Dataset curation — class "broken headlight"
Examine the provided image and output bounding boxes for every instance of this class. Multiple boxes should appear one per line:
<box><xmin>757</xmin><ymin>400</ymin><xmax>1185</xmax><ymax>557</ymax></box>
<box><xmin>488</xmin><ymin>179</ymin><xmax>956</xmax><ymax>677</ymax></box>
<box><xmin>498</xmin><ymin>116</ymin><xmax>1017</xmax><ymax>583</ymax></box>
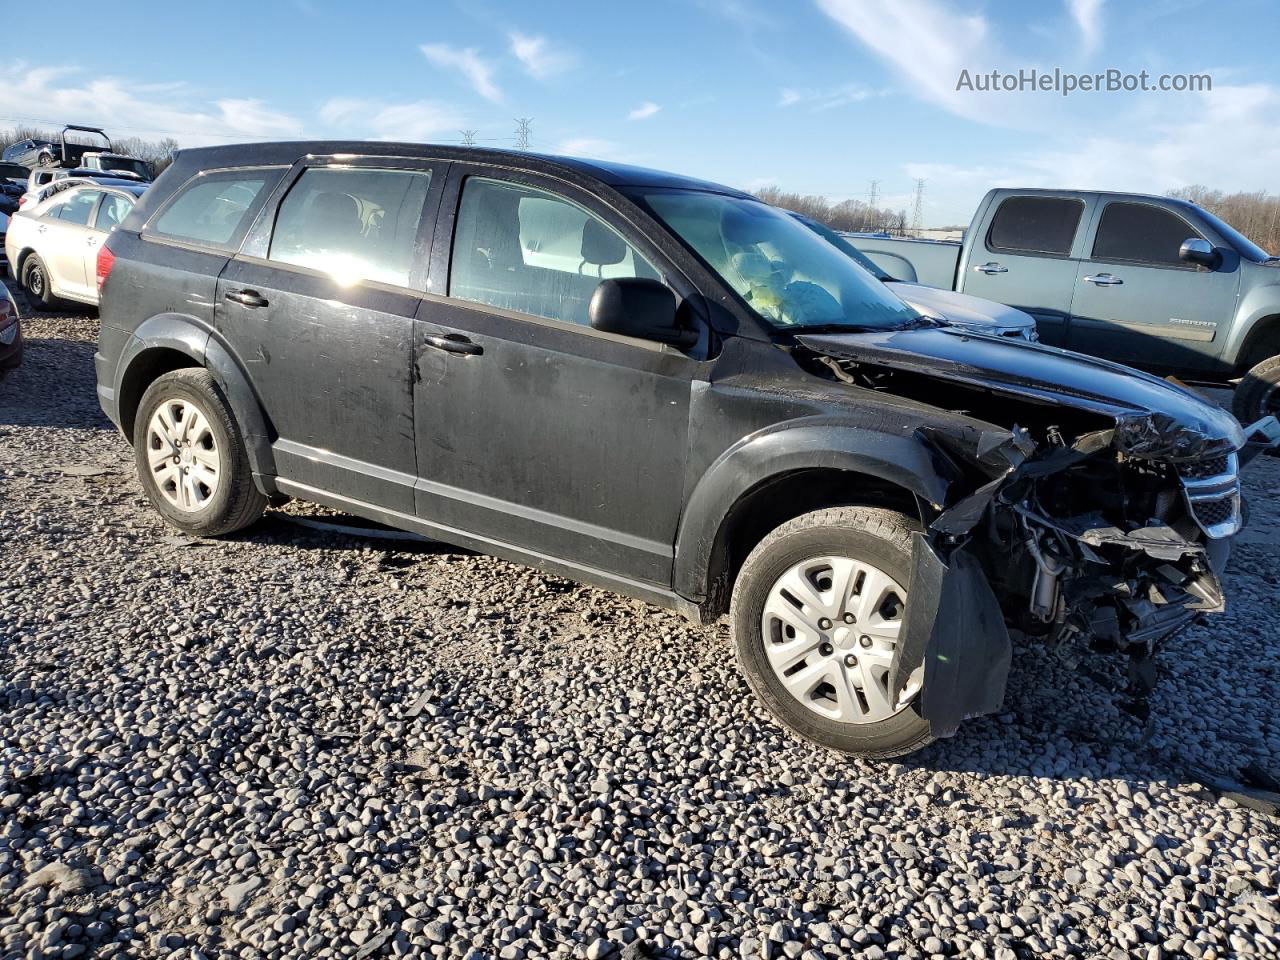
<box><xmin>1113</xmin><ymin>412</ymin><xmax>1236</xmax><ymax>462</ymax></box>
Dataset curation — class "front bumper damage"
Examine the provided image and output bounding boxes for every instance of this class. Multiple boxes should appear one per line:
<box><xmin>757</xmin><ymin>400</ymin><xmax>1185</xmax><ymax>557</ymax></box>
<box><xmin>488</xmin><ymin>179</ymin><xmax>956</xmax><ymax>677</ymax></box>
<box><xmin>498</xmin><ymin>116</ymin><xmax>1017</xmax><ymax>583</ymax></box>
<box><xmin>890</xmin><ymin>414</ymin><xmax>1280</xmax><ymax>740</ymax></box>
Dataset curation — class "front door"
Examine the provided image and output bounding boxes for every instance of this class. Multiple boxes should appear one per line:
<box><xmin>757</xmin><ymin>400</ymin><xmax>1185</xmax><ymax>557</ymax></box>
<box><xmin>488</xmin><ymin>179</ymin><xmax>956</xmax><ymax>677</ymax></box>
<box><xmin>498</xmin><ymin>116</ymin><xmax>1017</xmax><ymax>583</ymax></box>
<box><xmin>412</xmin><ymin>169</ymin><xmax>698</xmax><ymax>587</ymax></box>
<box><xmin>960</xmin><ymin>193</ymin><xmax>1091</xmax><ymax>347</ymax></box>
<box><xmin>215</xmin><ymin>161</ymin><xmax>442</xmax><ymax>512</ymax></box>
<box><xmin>1067</xmin><ymin>199</ymin><xmax>1239</xmax><ymax>373</ymax></box>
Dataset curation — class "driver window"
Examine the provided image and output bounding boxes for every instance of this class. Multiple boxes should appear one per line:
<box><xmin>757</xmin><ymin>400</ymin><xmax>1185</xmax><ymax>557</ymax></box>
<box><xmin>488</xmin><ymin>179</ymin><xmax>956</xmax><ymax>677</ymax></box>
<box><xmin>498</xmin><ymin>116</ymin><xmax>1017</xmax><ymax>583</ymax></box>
<box><xmin>450</xmin><ymin>177</ymin><xmax>661</xmax><ymax>327</ymax></box>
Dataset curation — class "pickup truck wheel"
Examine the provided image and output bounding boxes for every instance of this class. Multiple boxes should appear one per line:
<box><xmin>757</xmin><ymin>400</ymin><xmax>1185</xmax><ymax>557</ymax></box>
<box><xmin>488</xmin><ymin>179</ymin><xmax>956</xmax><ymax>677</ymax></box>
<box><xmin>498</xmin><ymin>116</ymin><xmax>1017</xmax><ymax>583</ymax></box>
<box><xmin>133</xmin><ymin>369</ymin><xmax>267</xmax><ymax>537</ymax></box>
<box><xmin>730</xmin><ymin>506</ymin><xmax>935</xmax><ymax>758</ymax></box>
<box><xmin>1234</xmin><ymin>354</ymin><xmax>1280</xmax><ymax>426</ymax></box>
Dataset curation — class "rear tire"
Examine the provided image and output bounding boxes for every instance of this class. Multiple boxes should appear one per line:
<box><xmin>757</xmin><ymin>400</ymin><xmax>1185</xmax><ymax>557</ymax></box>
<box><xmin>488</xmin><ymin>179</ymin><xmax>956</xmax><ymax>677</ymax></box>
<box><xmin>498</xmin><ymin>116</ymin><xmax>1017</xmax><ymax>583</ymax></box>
<box><xmin>1233</xmin><ymin>354</ymin><xmax>1280</xmax><ymax>426</ymax></box>
<box><xmin>730</xmin><ymin>506</ymin><xmax>936</xmax><ymax>758</ymax></box>
<box><xmin>133</xmin><ymin>369</ymin><xmax>267</xmax><ymax>537</ymax></box>
<box><xmin>22</xmin><ymin>255</ymin><xmax>59</xmax><ymax>311</ymax></box>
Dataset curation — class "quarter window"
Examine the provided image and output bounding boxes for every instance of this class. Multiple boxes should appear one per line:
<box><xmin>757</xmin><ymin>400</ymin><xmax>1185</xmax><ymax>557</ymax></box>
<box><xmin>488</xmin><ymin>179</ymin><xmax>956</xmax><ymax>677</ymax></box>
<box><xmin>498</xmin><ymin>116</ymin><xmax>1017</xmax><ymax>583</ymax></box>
<box><xmin>987</xmin><ymin>196</ymin><xmax>1084</xmax><ymax>256</ymax></box>
<box><xmin>150</xmin><ymin>173</ymin><xmax>270</xmax><ymax>248</ymax></box>
<box><xmin>450</xmin><ymin>177</ymin><xmax>661</xmax><ymax>327</ymax></box>
<box><xmin>1091</xmin><ymin>202</ymin><xmax>1201</xmax><ymax>266</ymax></box>
<box><xmin>268</xmin><ymin>168</ymin><xmax>432</xmax><ymax>288</ymax></box>
<box><xmin>55</xmin><ymin>190</ymin><xmax>101</xmax><ymax>226</ymax></box>
<box><xmin>95</xmin><ymin>194</ymin><xmax>133</xmax><ymax>231</ymax></box>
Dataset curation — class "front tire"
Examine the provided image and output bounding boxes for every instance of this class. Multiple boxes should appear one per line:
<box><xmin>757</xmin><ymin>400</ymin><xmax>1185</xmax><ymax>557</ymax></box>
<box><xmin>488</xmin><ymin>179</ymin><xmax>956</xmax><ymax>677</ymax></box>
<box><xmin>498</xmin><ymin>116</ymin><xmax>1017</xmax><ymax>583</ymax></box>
<box><xmin>730</xmin><ymin>506</ymin><xmax>935</xmax><ymax>758</ymax></box>
<box><xmin>133</xmin><ymin>369</ymin><xmax>267</xmax><ymax>536</ymax></box>
<box><xmin>22</xmin><ymin>255</ymin><xmax>59</xmax><ymax>311</ymax></box>
<box><xmin>1233</xmin><ymin>354</ymin><xmax>1280</xmax><ymax>426</ymax></box>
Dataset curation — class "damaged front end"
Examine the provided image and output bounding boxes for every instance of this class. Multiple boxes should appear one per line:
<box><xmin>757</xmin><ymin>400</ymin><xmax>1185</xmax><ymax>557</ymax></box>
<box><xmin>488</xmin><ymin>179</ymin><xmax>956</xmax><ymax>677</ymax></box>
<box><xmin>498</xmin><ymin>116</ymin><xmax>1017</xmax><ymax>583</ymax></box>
<box><xmin>799</xmin><ymin>330</ymin><xmax>1280</xmax><ymax>739</ymax></box>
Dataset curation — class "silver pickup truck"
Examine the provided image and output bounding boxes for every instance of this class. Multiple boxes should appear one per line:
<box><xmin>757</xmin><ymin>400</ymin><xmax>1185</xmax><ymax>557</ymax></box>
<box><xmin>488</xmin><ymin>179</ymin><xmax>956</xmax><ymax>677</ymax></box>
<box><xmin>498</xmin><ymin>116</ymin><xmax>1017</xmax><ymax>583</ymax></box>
<box><xmin>855</xmin><ymin>189</ymin><xmax>1280</xmax><ymax>423</ymax></box>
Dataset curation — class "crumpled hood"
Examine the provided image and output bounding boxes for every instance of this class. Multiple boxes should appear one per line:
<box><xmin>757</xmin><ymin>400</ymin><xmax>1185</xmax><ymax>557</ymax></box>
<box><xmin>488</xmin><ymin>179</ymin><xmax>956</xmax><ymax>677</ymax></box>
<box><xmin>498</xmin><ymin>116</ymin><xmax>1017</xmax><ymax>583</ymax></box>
<box><xmin>798</xmin><ymin>327</ymin><xmax>1244</xmax><ymax>450</ymax></box>
<box><xmin>891</xmin><ymin>282</ymin><xmax>1035</xmax><ymax>333</ymax></box>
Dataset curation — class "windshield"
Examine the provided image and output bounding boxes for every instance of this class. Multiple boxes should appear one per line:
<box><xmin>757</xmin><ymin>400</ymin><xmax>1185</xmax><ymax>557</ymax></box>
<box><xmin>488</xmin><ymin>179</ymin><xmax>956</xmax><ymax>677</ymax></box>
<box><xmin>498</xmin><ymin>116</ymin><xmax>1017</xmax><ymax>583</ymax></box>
<box><xmin>1194</xmin><ymin>206</ymin><xmax>1274</xmax><ymax>262</ymax></box>
<box><xmin>632</xmin><ymin>189</ymin><xmax>921</xmax><ymax>331</ymax></box>
<box><xmin>100</xmin><ymin>157</ymin><xmax>150</xmax><ymax>177</ymax></box>
<box><xmin>790</xmin><ymin>213</ymin><xmax>893</xmax><ymax>280</ymax></box>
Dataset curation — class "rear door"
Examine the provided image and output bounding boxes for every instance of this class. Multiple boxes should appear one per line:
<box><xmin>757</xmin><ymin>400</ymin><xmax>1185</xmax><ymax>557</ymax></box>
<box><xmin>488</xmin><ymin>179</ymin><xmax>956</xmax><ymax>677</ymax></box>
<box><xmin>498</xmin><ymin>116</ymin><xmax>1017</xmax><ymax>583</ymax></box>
<box><xmin>1067</xmin><ymin>199</ymin><xmax>1239</xmax><ymax>372</ymax></box>
<box><xmin>215</xmin><ymin>157</ymin><xmax>444</xmax><ymax>513</ymax></box>
<box><xmin>85</xmin><ymin>191</ymin><xmax>134</xmax><ymax>288</ymax></box>
<box><xmin>44</xmin><ymin>189</ymin><xmax>103</xmax><ymax>298</ymax></box>
<box><xmin>960</xmin><ymin>193</ymin><xmax>1093</xmax><ymax>347</ymax></box>
<box><xmin>411</xmin><ymin>166</ymin><xmax>700</xmax><ymax>586</ymax></box>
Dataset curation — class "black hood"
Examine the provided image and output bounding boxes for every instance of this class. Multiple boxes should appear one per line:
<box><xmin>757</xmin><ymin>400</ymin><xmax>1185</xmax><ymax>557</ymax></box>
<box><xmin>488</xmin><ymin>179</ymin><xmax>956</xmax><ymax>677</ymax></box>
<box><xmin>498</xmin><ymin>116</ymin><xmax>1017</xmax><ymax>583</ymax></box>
<box><xmin>797</xmin><ymin>327</ymin><xmax>1244</xmax><ymax>453</ymax></box>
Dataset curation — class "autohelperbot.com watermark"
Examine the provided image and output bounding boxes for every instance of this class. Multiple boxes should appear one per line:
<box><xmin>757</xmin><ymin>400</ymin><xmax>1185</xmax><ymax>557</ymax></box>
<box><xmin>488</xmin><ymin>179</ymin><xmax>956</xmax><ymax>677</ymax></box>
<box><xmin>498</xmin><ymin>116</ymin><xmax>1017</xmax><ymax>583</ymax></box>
<box><xmin>956</xmin><ymin>67</ymin><xmax>1212</xmax><ymax>96</ymax></box>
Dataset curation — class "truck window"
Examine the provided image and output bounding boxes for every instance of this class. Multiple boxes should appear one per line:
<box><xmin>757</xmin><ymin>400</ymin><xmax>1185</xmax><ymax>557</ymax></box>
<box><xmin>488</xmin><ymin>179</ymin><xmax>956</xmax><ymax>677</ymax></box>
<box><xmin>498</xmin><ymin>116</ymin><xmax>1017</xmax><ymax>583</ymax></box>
<box><xmin>987</xmin><ymin>196</ymin><xmax>1083</xmax><ymax>256</ymax></box>
<box><xmin>268</xmin><ymin>167</ymin><xmax>432</xmax><ymax>288</ymax></box>
<box><xmin>1091</xmin><ymin>201</ymin><xmax>1202</xmax><ymax>266</ymax></box>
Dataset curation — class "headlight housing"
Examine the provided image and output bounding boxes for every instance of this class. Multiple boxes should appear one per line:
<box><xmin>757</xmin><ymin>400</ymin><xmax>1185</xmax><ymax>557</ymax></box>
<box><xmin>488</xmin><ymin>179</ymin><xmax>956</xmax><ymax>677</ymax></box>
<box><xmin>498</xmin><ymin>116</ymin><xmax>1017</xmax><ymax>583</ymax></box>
<box><xmin>1113</xmin><ymin>412</ymin><xmax>1235</xmax><ymax>462</ymax></box>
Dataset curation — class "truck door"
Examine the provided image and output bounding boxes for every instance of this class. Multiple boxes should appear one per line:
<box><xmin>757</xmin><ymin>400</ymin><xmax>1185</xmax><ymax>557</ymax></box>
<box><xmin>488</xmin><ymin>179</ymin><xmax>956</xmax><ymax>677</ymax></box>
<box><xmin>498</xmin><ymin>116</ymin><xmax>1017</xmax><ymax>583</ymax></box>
<box><xmin>1066</xmin><ymin>199</ymin><xmax>1239</xmax><ymax>373</ymax></box>
<box><xmin>960</xmin><ymin>193</ymin><xmax>1090</xmax><ymax>347</ymax></box>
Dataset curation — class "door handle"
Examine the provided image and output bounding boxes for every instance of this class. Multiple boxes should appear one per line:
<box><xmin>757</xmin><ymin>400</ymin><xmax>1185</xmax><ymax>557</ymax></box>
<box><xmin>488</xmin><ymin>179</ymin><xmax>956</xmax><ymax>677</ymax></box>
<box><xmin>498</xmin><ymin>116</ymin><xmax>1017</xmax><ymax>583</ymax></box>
<box><xmin>37</xmin><ymin>225</ymin><xmax>47</xmax><ymax>234</ymax></box>
<box><xmin>1083</xmin><ymin>273</ymin><xmax>1123</xmax><ymax>286</ymax></box>
<box><xmin>224</xmin><ymin>289</ymin><xmax>269</xmax><ymax>308</ymax></box>
<box><xmin>973</xmin><ymin>262</ymin><xmax>1008</xmax><ymax>275</ymax></box>
<box><xmin>86</xmin><ymin>237</ymin><xmax>98</xmax><ymax>245</ymax></box>
<box><xmin>423</xmin><ymin>333</ymin><xmax>483</xmax><ymax>356</ymax></box>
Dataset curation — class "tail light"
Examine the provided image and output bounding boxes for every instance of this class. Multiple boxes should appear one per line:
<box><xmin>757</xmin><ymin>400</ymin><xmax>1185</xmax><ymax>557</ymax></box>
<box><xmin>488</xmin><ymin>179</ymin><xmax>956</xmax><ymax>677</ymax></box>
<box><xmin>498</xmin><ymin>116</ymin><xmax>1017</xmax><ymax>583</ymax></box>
<box><xmin>17</xmin><ymin>195</ymin><xmax>27</xmax><ymax>208</ymax></box>
<box><xmin>96</xmin><ymin>245</ymin><xmax>116</xmax><ymax>294</ymax></box>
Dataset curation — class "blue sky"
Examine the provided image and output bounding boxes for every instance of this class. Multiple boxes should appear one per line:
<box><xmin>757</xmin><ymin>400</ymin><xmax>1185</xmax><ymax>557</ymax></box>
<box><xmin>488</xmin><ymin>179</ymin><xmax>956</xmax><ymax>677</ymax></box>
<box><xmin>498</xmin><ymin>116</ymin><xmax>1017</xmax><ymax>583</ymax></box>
<box><xmin>4</xmin><ymin>0</ymin><xmax>1279</xmax><ymax>223</ymax></box>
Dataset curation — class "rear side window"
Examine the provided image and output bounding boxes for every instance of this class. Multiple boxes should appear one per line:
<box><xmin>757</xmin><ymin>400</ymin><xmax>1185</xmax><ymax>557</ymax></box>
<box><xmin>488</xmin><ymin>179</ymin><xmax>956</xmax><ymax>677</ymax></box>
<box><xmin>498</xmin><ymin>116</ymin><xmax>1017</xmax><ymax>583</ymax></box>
<box><xmin>149</xmin><ymin>173</ymin><xmax>269</xmax><ymax>248</ymax></box>
<box><xmin>56</xmin><ymin>190</ymin><xmax>101</xmax><ymax>226</ymax></box>
<box><xmin>987</xmin><ymin>196</ymin><xmax>1083</xmax><ymax>256</ymax></box>
<box><xmin>1091</xmin><ymin>202</ymin><xmax>1201</xmax><ymax>266</ymax></box>
<box><xmin>450</xmin><ymin>177</ymin><xmax>660</xmax><ymax>327</ymax></box>
<box><xmin>268</xmin><ymin>167</ymin><xmax>432</xmax><ymax>287</ymax></box>
<box><xmin>95</xmin><ymin>194</ymin><xmax>133</xmax><ymax>231</ymax></box>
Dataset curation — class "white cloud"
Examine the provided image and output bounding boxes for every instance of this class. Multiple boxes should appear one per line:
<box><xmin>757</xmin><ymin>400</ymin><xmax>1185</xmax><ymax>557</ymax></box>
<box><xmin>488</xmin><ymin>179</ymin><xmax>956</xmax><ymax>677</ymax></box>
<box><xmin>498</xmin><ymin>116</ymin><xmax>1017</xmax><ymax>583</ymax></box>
<box><xmin>509</xmin><ymin>32</ymin><xmax>574</xmax><ymax>79</ymax></box>
<box><xmin>419</xmin><ymin>43</ymin><xmax>502</xmax><ymax>103</ymax></box>
<box><xmin>1066</xmin><ymin>0</ymin><xmax>1105</xmax><ymax>53</ymax></box>
<box><xmin>555</xmin><ymin>137</ymin><xmax>624</xmax><ymax>159</ymax></box>
<box><xmin>778</xmin><ymin>83</ymin><xmax>884</xmax><ymax>111</ymax></box>
<box><xmin>319</xmin><ymin>97</ymin><xmax>465</xmax><ymax>141</ymax></box>
<box><xmin>0</xmin><ymin>63</ymin><xmax>303</xmax><ymax>144</ymax></box>
<box><xmin>627</xmin><ymin>101</ymin><xmax>661</xmax><ymax>121</ymax></box>
<box><xmin>814</xmin><ymin>0</ymin><xmax>1004</xmax><ymax>122</ymax></box>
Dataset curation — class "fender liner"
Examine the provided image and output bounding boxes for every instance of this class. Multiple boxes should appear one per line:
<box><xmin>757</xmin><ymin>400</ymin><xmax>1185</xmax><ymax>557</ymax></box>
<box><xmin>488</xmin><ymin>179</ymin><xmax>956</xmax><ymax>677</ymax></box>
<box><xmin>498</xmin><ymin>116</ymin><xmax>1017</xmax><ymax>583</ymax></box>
<box><xmin>674</xmin><ymin>419</ymin><xmax>953</xmax><ymax>602</ymax></box>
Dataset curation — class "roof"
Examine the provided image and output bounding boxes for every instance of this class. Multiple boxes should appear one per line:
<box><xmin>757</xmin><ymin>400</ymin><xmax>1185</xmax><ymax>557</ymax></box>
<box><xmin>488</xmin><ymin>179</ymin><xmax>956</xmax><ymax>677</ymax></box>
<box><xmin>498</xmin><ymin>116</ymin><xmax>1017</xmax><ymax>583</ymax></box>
<box><xmin>171</xmin><ymin>140</ymin><xmax>752</xmax><ymax>198</ymax></box>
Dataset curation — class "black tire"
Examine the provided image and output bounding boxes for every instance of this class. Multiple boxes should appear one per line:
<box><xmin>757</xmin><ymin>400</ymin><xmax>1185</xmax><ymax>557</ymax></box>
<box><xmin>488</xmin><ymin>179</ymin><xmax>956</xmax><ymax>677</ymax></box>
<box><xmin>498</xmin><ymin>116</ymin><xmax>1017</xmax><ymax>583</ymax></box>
<box><xmin>1233</xmin><ymin>354</ymin><xmax>1280</xmax><ymax>426</ymax></box>
<box><xmin>36</xmin><ymin>153</ymin><xmax>54</xmax><ymax>167</ymax></box>
<box><xmin>133</xmin><ymin>369</ymin><xmax>267</xmax><ymax>537</ymax></box>
<box><xmin>22</xmin><ymin>255</ymin><xmax>59</xmax><ymax>311</ymax></box>
<box><xmin>730</xmin><ymin>506</ymin><xmax>936</xmax><ymax>759</ymax></box>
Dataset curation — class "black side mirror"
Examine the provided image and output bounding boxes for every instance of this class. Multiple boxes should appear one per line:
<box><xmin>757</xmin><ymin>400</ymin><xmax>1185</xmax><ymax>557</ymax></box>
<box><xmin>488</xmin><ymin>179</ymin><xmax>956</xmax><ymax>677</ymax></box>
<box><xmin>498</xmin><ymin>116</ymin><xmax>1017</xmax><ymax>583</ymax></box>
<box><xmin>1180</xmin><ymin>237</ymin><xmax>1221</xmax><ymax>269</ymax></box>
<box><xmin>589</xmin><ymin>278</ymin><xmax>696</xmax><ymax>347</ymax></box>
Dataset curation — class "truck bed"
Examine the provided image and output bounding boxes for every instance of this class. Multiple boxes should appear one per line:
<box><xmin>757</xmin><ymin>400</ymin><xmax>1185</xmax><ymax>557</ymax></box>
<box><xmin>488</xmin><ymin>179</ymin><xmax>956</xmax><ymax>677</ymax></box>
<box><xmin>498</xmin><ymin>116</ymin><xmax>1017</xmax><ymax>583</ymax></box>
<box><xmin>851</xmin><ymin>235</ymin><xmax>961</xmax><ymax>289</ymax></box>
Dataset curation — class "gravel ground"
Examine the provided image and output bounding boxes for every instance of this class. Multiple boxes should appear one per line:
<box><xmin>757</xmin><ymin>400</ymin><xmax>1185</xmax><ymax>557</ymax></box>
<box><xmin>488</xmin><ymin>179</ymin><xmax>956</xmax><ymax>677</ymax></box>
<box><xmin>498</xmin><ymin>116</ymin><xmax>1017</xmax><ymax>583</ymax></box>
<box><xmin>1</xmin><ymin>309</ymin><xmax>1278</xmax><ymax>960</ymax></box>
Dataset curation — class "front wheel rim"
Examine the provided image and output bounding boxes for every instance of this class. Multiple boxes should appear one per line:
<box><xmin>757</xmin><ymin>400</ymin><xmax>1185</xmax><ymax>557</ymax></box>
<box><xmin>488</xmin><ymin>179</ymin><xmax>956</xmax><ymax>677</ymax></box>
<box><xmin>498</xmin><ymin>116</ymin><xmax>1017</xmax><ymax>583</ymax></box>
<box><xmin>146</xmin><ymin>398</ymin><xmax>221</xmax><ymax>512</ymax></box>
<box><xmin>761</xmin><ymin>555</ymin><xmax>916</xmax><ymax>724</ymax></box>
<box><xmin>27</xmin><ymin>265</ymin><xmax>43</xmax><ymax>297</ymax></box>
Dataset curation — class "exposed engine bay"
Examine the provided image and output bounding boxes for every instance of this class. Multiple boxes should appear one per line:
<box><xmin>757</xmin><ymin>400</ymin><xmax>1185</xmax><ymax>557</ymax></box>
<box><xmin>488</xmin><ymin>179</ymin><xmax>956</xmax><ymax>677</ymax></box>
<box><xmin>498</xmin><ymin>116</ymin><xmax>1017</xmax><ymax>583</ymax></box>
<box><xmin>796</xmin><ymin>329</ymin><xmax>1280</xmax><ymax>737</ymax></box>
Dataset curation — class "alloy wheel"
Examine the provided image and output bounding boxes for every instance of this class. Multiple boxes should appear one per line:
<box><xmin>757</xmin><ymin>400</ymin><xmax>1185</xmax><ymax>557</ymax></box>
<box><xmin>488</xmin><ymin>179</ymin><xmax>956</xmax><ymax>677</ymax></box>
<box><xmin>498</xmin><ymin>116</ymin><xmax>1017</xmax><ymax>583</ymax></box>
<box><xmin>145</xmin><ymin>398</ymin><xmax>221</xmax><ymax>511</ymax></box>
<box><xmin>761</xmin><ymin>555</ymin><xmax>915</xmax><ymax>724</ymax></box>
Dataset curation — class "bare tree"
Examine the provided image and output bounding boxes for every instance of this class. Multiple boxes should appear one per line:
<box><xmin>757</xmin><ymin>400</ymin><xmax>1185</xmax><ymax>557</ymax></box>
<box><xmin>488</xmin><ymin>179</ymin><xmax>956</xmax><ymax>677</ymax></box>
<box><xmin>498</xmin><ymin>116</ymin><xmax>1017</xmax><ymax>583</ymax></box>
<box><xmin>1168</xmin><ymin>184</ymin><xmax>1280</xmax><ymax>255</ymax></box>
<box><xmin>751</xmin><ymin>185</ymin><xmax>904</xmax><ymax>235</ymax></box>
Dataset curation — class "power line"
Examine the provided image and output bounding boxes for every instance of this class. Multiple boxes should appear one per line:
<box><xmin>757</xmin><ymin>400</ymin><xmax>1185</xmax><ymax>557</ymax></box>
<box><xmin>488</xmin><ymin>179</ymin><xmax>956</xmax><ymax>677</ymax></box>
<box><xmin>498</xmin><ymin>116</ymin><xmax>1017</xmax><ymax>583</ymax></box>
<box><xmin>513</xmin><ymin>118</ymin><xmax>533</xmax><ymax>150</ymax></box>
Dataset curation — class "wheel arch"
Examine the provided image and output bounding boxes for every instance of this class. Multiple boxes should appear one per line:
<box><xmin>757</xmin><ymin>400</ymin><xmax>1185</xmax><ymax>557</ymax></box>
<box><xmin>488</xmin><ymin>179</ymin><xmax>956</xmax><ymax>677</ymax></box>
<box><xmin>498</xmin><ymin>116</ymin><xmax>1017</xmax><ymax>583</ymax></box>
<box><xmin>114</xmin><ymin>316</ymin><xmax>279</xmax><ymax>493</ymax></box>
<box><xmin>1233</xmin><ymin>312</ymin><xmax>1280</xmax><ymax>371</ymax></box>
<box><xmin>675</xmin><ymin>422</ymin><xmax>952</xmax><ymax>620</ymax></box>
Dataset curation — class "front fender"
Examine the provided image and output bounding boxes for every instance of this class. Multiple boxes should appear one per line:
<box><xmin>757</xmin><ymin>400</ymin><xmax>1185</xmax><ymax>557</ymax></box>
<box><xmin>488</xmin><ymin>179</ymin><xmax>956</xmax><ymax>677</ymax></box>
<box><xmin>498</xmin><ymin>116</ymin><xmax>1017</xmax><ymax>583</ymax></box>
<box><xmin>673</xmin><ymin>418</ymin><xmax>953</xmax><ymax>602</ymax></box>
<box><xmin>1223</xmin><ymin>282</ymin><xmax>1280</xmax><ymax>366</ymax></box>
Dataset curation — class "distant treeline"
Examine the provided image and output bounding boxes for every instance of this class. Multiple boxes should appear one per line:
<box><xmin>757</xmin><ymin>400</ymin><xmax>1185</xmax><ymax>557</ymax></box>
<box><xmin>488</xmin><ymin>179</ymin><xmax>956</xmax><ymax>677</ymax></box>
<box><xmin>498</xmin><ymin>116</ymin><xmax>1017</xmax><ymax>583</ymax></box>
<box><xmin>1168</xmin><ymin>185</ymin><xmax>1280</xmax><ymax>256</ymax></box>
<box><xmin>751</xmin><ymin>185</ymin><xmax>909</xmax><ymax>235</ymax></box>
<box><xmin>0</xmin><ymin>126</ymin><xmax>178</xmax><ymax>175</ymax></box>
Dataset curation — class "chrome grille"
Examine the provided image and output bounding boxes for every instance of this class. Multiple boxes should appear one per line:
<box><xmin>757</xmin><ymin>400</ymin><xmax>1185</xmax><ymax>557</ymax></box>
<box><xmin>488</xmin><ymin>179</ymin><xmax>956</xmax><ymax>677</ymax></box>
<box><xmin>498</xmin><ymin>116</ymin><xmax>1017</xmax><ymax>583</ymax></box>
<box><xmin>1178</xmin><ymin>452</ymin><xmax>1241</xmax><ymax>539</ymax></box>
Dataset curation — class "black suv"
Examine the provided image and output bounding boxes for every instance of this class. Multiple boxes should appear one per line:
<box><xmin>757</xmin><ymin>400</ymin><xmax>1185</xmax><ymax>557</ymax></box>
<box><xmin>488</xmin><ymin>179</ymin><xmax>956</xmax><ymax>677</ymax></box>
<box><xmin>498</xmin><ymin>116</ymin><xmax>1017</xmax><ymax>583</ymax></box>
<box><xmin>95</xmin><ymin>142</ymin><xmax>1276</xmax><ymax>757</ymax></box>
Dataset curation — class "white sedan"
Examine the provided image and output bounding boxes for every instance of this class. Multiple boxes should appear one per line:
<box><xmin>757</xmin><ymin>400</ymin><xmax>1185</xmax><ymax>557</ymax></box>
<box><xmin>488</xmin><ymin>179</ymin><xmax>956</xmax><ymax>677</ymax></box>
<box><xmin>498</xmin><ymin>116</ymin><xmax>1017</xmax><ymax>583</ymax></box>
<box><xmin>5</xmin><ymin>181</ymin><xmax>147</xmax><ymax>309</ymax></box>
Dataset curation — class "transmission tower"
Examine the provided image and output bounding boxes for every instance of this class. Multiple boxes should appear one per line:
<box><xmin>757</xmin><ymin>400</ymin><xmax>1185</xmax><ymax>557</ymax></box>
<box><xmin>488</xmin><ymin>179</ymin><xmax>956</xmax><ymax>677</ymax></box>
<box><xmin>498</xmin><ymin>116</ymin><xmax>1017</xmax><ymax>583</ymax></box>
<box><xmin>911</xmin><ymin>178</ymin><xmax>926</xmax><ymax>236</ymax></box>
<box><xmin>459</xmin><ymin>129</ymin><xmax>478</xmax><ymax>147</ymax></box>
<box><xmin>865</xmin><ymin>180</ymin><xmax>881</xmax><ymax>231</ymax></box>
<box><xmin>514</xmin><ymin>118</ymin><xmax>533</xmax><ymax>150</ymax></box>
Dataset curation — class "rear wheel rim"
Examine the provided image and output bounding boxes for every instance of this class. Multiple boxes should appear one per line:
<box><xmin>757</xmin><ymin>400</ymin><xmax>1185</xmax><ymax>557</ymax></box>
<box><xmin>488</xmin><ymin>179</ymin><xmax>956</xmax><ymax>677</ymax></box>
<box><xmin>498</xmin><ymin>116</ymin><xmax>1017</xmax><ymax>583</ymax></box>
<box><xmin>761</xmin><ymin>555</ymin><xmax>916</xmax><ymax>724</ymax></box>
<box><xmin>146</xmin><ymin>398</ymin><xmax>221</xmax><ymax>512</ymax></box>
<box><xmin>27</xmin><ymin>264</ymin><xmax>43</xmax><ymax>297</ymax></box>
